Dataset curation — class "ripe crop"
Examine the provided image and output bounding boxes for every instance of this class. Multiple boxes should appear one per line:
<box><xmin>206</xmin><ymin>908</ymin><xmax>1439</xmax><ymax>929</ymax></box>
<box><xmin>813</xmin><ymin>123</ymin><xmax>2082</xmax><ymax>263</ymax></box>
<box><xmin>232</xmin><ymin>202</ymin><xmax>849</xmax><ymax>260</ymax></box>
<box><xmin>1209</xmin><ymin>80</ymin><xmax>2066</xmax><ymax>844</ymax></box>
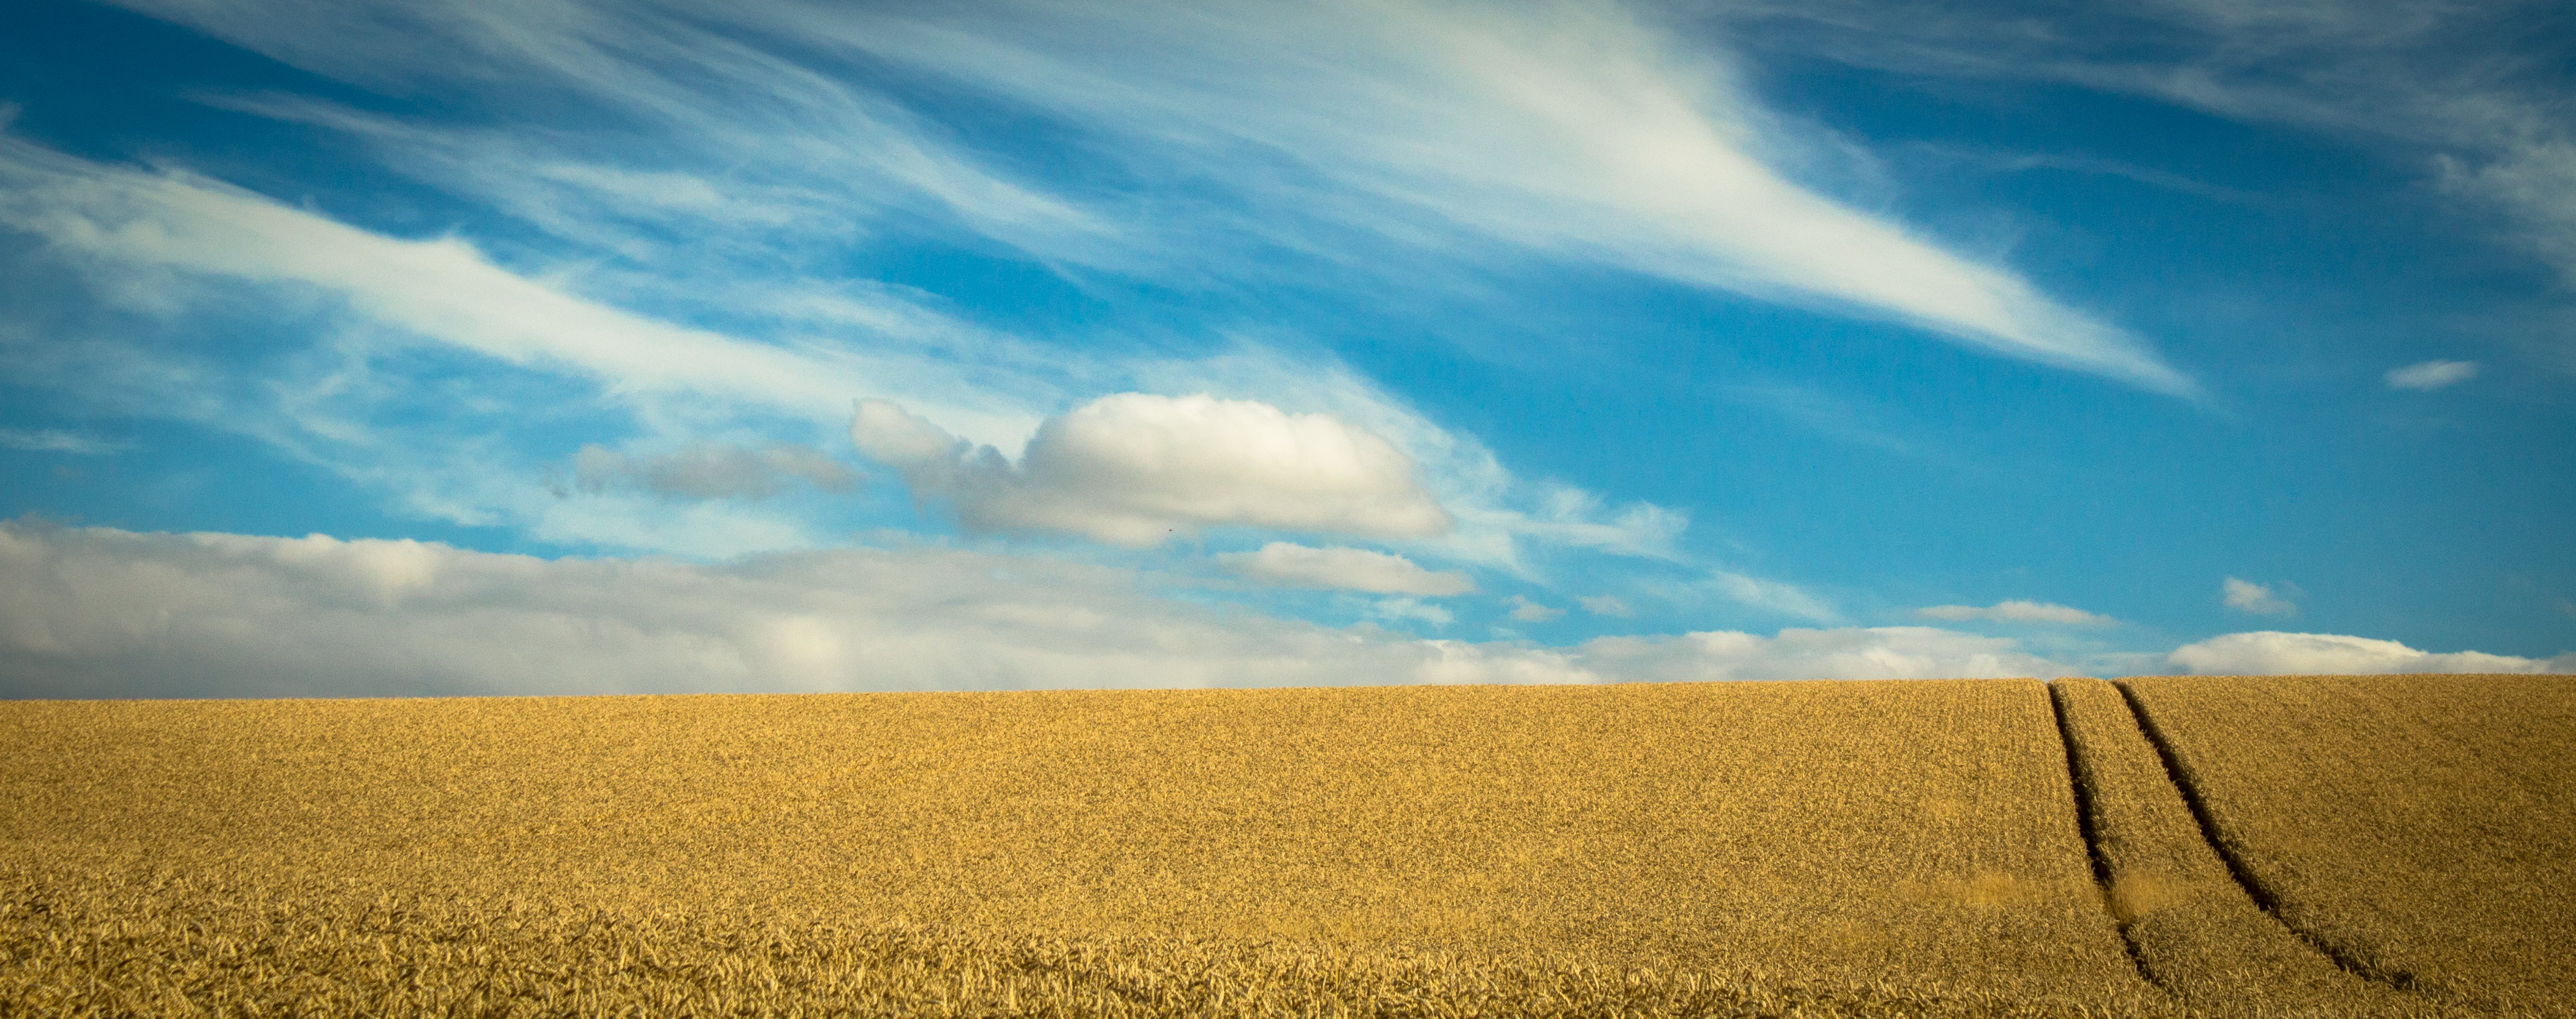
<box><xmin>2117</xmin><ymin>674</ymin><xmax>2576</xmax><ymax>1016</ymax></box>
<box><xmin>2049</xmin><ymin>678</ymin><xmax>2429</xmax><ymax>1016</ymax></box>
<box><xmin>3</xmin><ymin>680</ymin><xmax>2161</xmax><ymax>1016</ymax></box>
<box><xmin>5</xmin><ymin>674</ymin><xmax>2564</xmax><ymax>1016</ymax></box>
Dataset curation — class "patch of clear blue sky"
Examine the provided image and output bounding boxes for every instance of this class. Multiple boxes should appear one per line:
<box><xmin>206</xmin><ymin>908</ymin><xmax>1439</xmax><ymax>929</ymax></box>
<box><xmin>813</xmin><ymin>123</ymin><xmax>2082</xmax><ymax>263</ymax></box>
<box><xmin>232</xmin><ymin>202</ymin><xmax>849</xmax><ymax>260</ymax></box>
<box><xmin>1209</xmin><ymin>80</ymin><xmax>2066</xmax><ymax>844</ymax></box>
<box><xmin>1</xmin><ymin>1</ymin><xmax>2570</xmax><ymax>659</ymax></box>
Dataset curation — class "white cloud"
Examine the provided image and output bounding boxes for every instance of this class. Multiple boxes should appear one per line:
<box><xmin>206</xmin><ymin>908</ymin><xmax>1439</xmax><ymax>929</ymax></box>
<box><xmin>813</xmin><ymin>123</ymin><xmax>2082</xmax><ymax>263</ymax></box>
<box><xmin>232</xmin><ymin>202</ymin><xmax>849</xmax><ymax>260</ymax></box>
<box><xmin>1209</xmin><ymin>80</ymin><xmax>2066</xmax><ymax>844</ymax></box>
<box><xmin>780</xmin><ymin>1</ymin><xmax>2195</xmax><ymax>395</ymax></box>
<box><xmin>1217</xmin><ymin>542</ymin><xmax>1474</xmax><ymax>596</ymax></box>
<box><xmin>0</xmin><ymin>128</ymin><xmax>1678</xmax><ymax>568</ymax></box>
<box><xmin>2384</xmin><ymin>359</ymin><xmax>2481</xmax><ymax>391</ymax></box>
<box><xmin>1506</xmin><ymin>595</ymin><xmax>1565</xmax><ymax>623</ymax></box>
<box><xmin>0</xmin><ymin>428</ymin><xmax>130</xmax><ymax>455</ymax></box>
<box><xmin>0</xmin><ymin>521</ymin><xmax>1581</xmax><ymax>698</ymax></box>
<box><xmin>1365</xmin><ymin>597</ymin><xmax>1454</xmax><ymax>629</ymax></box>
<box><xmin>2167</xmin><ymin>631</ymin><xmax>2575</xmax><ymax>676</ymax></box>
<box><xmin>109</xmin><ymin>0</ymin><xmax>1116</xmax><ymax>268</ymax></box>
<box><xmin>1743</xmin><ymin>0</ymin><xmax>2576</xmax><ymax>305</ymax></box>
<box><xmin>1123</xmin><ymin>347</ymin><xmax>1701</xmax><ymax>576</ymax></box>
<box><xmin>0</xmin><ymin>147</ymin><xmax>809</xmax><ymax>403</ymax></box>
<box><xmin>2446</xmin><ymin>141</ymin><xmax>2576</xmax><ymax>286</ymax></box>
<box><xmin>2222</xmin><ymin>577</ymin><xmax>2300</xmax><ymax>616</ymax></box>
<box><xmin>1915</xmin><ymin>599</ymin><xmax>2116</xmax><ymax>626</ymax></box>
<box><xmin>1573</xmin><ymin>626</ymin><xmax>2085</xmax><ymax>682</ymax></box>
<box><xmin>126</xmin><ymin>0</ymin><xmax>2196</xmax><ymax>394</ymax></box>
<box><xmin>1680</xmin><ymin>570</ymin><xmax>1844</xmax><ymax>623</ymax></box>
<box><xmin>0</xmin><ymin>130</ymin><xmax>1051</xmax><ymax>449</ymax></box>
<box><xmin>854</xmin><ymin>394</ymin><xmax>1452</xmax><ymax>547</ymax></box>
<box><xmin>570</xmin><ymin>441</ymin><xmax>858</xmax><ymax>501</ymax></box>
<box><xmin>1578</xmin><ymin>594</ymin><xmax>1633</xmax><ymax>617</ymax></box>
<box><xmin>0</xmin><ymin>522</ymin><xmax>2130</xmax><ymax>697</ymax></box>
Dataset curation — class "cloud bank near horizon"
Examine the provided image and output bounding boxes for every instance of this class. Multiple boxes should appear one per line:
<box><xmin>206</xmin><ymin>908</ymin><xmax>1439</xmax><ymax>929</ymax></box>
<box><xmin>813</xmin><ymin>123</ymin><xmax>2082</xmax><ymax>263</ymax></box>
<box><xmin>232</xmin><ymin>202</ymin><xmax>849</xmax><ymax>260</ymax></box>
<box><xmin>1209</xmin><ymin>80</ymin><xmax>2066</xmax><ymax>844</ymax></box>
<box><xmin>2166</xmin><ymin>631</ymin><xmax>2574</xmax><ymax>677</ymax></box>
<box><xmin>4</xmin><ymin>523</ymin><xmax>2562</xmax><ymax>700</ymax></box>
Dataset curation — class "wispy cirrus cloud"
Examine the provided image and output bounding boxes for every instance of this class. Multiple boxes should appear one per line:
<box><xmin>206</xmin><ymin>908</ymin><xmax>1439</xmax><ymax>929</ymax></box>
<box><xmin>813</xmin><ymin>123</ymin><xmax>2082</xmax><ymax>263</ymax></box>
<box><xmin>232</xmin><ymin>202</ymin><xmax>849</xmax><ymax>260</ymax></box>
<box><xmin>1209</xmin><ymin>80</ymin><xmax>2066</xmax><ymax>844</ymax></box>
<box><xmin>1738</xmin><ymin>0</ymin><xmax>2576</xmax><ymax>360</ymax></box>
<box><xmin>1506</xmin><ymin>596</ymin><xmax>1566</xmax><ymax>623</ymax></box>
<box><xmin>0</xmin><ymin>428</ymin><xmax>132</xmax><ymax>455</ymax></box>
<box><xmin>117</xmin><ymin>0</ymin><xmax>2195</xmax><ymax>396</ymax></box>
<box><xmin>1637</xmin><ymin>569</ymin><xmax>1843</xmax><ymax>624</ymax></box>
<box><xmin>2386</xmin><ymin>359</ymin><xmax>2481</xmax><ymax>390</ymax></box>
<box><xmin>0</xmin><ymin>127</ymin><xmax>1692</xmax><ymax>573</ymax></box>
<box><xmin>116</xmin><ymin>0</ymin><xmax>1118</xmax><ymax>267</ymax></box>
<box><xmin>1916</xmin><ymin>600</ymin><xmax>2117</xmax><ymax>626</ymax></box>
<box><xmin>10</xmin><ymin>0</ymin><xmax>2147</xmax><ymax>632</ymax></box>
<box><xmin>2222</xmin><ymin>577</ymin><xmax>2301</xmax><ymax>616</ymax></box>
<box><xmin>1577</xmin><ymin>594</ymin><xmax>1634</xmax><ymax>618</ymax></box>
<box><xmin>567</xmin><ymin>441</ymin><xmax>857</xmax><ymax>501</ymax></box>
<box><xmin>767</xmin><ymin>1</ymin><xmax>2196</xmax><ymax>394</ymax></box>
<box><xmin>0</xmin><ymin>130</ymin><xmax>1048</xmax><ymax>446</ymax></box>
<box><xmin>1219</xmin><ymin>543</ymin><xmax>1476</xmax><ymax>597</ymax></box>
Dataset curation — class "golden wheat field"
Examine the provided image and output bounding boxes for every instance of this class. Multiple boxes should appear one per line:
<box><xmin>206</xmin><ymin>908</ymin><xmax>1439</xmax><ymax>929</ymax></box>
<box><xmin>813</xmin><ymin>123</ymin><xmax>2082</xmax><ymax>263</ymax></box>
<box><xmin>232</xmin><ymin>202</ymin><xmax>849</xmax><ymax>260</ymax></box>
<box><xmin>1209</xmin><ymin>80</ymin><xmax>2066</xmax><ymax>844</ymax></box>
<box><xmin>2048</xmin><ymin>678</ymin><xmax>2432</xmax><ymax>1017</ymax></box>
<box><xmin>0</xmin><ymin>675</ymin><xmax>2566</xmax><ymax>1016</ymax></box>
<box><xmin>2120</xmin><ymin>674</ymin><xmax>2576</xmax><ymax>1016</ymax></box>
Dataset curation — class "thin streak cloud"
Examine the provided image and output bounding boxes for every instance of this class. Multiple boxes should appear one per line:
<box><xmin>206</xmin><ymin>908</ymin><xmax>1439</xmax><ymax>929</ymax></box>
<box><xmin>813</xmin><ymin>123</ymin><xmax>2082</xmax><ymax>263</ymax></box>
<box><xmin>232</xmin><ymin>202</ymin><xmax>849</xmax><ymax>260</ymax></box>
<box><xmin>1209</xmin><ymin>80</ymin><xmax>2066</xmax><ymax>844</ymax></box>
<box><xmin>787</xmin><ymin>1</ymin><xmax>2200</xmax><ymax>394</ymax></box>
<box><xmin>122</xmin><ymin>0</ymin><xmax>2194</xmax><ymax>395</ymax></box>
<box><xmin>2386</xmin><ymin>359</ymin><xmax>2480</xmax><ymax>390</ymax></box>
<box><xmin>0</xmin><ymin>130</ymin><xmax>1683</xmax><ymax>569</ymax></box>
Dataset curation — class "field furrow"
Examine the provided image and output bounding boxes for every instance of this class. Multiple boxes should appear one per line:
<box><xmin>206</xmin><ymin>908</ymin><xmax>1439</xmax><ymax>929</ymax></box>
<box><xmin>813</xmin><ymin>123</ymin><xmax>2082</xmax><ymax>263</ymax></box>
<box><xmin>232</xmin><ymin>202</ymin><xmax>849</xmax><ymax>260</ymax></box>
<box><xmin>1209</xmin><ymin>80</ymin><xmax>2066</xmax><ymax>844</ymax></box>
<box><xmin>2049</xmin><ymin>678</ymin><xmax>2438</xmax><ymax>1017</ymax></box>
<box><xmin>2118</xmin><ymin>674</ymin><xmax>2576</xmax><ymax>1016</ymax></box>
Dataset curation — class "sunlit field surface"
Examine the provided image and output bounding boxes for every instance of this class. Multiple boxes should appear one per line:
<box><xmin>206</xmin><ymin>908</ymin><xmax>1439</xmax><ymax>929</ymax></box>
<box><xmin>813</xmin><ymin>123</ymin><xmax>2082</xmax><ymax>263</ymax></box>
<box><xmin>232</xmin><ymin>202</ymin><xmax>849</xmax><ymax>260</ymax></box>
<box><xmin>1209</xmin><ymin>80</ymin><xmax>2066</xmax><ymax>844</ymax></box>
<box><xmin>2121</xmin><ymin>674</ymin><xmax>2576</xmax><ymax>1015</ymax></box>
<box><xmin>2049</xmin><ymin>678</ymin><xmax>2429</xmax><ymax>1017</ymax></box>
<box><xmin>1</xmin><ymin>676</ymin><xmax>2564</xmax><ymax>1016</ymax></box>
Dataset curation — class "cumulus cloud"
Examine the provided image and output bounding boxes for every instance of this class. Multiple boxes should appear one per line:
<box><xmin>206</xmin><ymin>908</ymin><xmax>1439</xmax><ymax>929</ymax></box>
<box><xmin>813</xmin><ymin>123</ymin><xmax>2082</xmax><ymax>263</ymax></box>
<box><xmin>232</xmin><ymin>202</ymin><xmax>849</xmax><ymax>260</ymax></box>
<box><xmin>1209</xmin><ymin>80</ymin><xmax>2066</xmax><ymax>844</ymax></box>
<box><xmin>0</xmin><ymin>127</ymin><xmax>1679</xmax><ymax>568</ymax></box>
<box><xmin>2167</xmin><ymin>632</ymin><xmax>2575</xmax><ymax>676</ymax></box>
<box><xmin>1578</xmin><ymin>594</ymin><xmax>1633</xmax><ymax>617</ymax></box>
<box><xmin>1217</xmin><ymin>542</ymin><xmax>1474</xmax><ymax>596</ymax></box>
<box><xmin>854</xmin><ymin>394</ymin><xmax>1452</xmax><ymax>547</ymax></box>
<box><xmin>1574</xmin><ymin>626</ymin><xmax>2084</xmax><ymax>682</ymax></box>
<box><xmin>2385</xmin><ymin>359</ymin><xmax>2481</xmax><ymax>390</ymax></box>
<box><xmin>570</xmin><ymin>442</ymin><xmax>858</xmax><ymax>501</ymax></box>
<box><xmin>1506</xmin><ymin>595</ymin><xmax>1565</xmax><ymax>623</ymax></box>
<box><xmin>2222</xmin><ymin>577</ymin><xmax>2300</xmax><ymax>616</ymax></box>
<box><xmin>1130</xmin><ymin>349</ymin><xmax>1701</xmax><ymax>573</ymax></box>
<box><xmin>1916</xmin><ymin>600</ymin><xmax>2116</xmax><ymax>626</ymax></box>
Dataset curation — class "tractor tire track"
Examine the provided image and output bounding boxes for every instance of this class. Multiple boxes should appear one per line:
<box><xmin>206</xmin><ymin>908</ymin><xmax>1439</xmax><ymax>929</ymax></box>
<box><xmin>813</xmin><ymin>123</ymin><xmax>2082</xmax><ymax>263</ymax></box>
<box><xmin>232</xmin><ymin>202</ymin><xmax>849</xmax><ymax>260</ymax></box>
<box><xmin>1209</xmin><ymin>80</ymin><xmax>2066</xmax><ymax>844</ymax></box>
<box><xmin>2108</xmin><ymin>679</ymin><xmax>2420</xmax><ymax>994</ymax></box>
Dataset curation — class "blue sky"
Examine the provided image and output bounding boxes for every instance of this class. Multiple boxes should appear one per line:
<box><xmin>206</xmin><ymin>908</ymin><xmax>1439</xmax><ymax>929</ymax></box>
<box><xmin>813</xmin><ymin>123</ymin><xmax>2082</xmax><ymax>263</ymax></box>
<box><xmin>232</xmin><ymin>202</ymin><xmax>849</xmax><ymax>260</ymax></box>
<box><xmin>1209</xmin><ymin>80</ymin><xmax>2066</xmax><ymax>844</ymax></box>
<box><xmin>2</xmin><ymin>0</ymin><xmax>2571</xmax><ymax>697</ymax></box>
